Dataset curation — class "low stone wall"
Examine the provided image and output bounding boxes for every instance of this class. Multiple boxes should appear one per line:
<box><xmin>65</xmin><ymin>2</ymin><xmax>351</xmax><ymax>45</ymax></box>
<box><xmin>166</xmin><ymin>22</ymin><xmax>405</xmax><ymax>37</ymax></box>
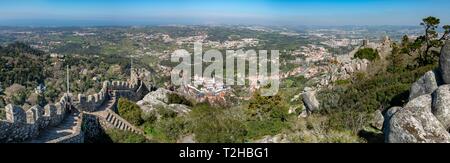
<box><xmin>0</xmin><ymin>77</ymin><xmax>150</xmax><ymax>143</ymax></box>
<box><xmin>49</xmin><ymin>133</ymin><xmax>84</xmax><ymax>143</ymax></box>
<box><xmin>0</xmin><ymin>94</ymin><xmax>71</xmax><ymax>143</ymax></box>
<box><xmin>110</xmin><ymin>81</ymin><xmax>139</xmax><ymax>91</ymax></box>
<box><xmin>75</xmin><ymin>80</ymin><xmax>148</xmax><ymax>111</ymax></box>
<box><xmin>76</xmin><ymin>81</ymin><xmax>109</xmax><ymax>112</ymax></box>
<box><xmin>81</xmin><ymin>113</ymin><xmax>105</xmax><ymax>143</ymax></box>
<box><xmin>47</xmin><ymin>112</ymin><xmax>84</xmax><ymax>143</ymax></box>
<box><xmin>135</xmin><ymin>81</ymin><xmax>150</xmax><ymax>101</ymax></box>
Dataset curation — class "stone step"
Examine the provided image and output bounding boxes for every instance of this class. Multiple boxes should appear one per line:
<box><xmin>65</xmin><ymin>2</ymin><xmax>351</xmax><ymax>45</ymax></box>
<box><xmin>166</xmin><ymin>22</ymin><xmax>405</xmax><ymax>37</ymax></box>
<box><xmin>110</xmin><ymin>117</ymin><xmax>115</xmax><ymax>124</ymax></box>
<box><xmin>95</xmin><ymin>97</ymin><xmax>146</xmax><ymax>135</ymax></box>
<box><xmin>106</xmin><ymin>113</ymin><xmax>112</xmax><ymax>121</ymax></box>
<box><xmin>120</xmin><ymin>123</ymin><xmax>124</xmax><ymax>130</ymax></box>
<box><xmin>119</xmin><ymin>122</ymin><xmax>124</xmax><ymax>129</ymax></box>
<box><xmin>113</xmin><ymin>118</ymin><xmax>119</xmax><ymax>126</ymax></box>
<box><xmin>111</xmin><ymin>117</ymin><xmax>117</xmax><ymax>125</ymax></box>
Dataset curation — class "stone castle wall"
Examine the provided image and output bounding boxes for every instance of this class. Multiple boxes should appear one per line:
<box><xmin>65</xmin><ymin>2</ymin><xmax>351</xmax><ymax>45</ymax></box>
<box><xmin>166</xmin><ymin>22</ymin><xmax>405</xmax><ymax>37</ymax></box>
<box><xmin>47</xmin><ymin>112</ymin><xmax>84</xmax><ymax>143</ymax></box>
<box><xmin>110</xmin><ymin>81</ymin><xmax>139</xmax><ymax>91</ymax></box>
<box><xmin>0</xmin><ymin>94</ymin><xmax>71</xmax><ymax>143</ymax></box>
<box><xmin>75</xmin><ymin>81</ymin><xmax>110</xmax><ymax>112</ymax></box>
<box><xmin>74</xmin><ymin>80</ymin><xmax>147</xmax><ymax>111</ymax></box>
<box><xmin>0</xmin><ymin>68</ymin><xmax>151</xmax><ymax>143</ymax></box>
<box><xmin>114</xmin><ymin>81</ymin><xmax>149</xmax><ymax>102</ymax></box>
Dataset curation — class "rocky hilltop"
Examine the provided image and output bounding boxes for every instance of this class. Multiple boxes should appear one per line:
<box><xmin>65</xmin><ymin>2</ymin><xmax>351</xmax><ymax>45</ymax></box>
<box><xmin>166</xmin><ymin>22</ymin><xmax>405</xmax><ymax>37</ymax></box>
<box><xmin>384</xmin><ymin>41</ymin><xmax>450</xmax><ymax>143</ymax></box>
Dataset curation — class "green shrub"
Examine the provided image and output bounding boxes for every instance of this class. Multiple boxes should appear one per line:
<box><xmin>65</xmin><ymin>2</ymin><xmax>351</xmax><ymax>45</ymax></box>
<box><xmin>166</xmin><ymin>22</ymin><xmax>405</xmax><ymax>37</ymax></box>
<box><xmin>286</xmin><ymin>115</ymin><xmax>363</xmax><ymax>143</ymax></box>
<box><xmin>335</xmin><ymin>79</ymin><xmax>350</xmax><ymax>85</ymax></box>
<box><xmin>141</xmin><ymin>111</ymin><xmax>157</xmax><ymax>123</ymax></box>
<box><xmin>157</xmin><ymin>107</ymin><xmax>177</xmax><ymax>119</ymax></box>
<box><xmin>244</xmin><ymin>91</ymin><xmax>290</xmax><ymax>139</ymax></box>
<box><xmin>0</xmin><ymin>97</ymin><xmax>5</xmax><ymax>108</ymax></box>
<box><xmin>246</xmin><ymin>91</ymin><xmax>289</xmax><ymax>122</ymax></box>
<box><xmin>317</xmin><ymin>62</ymin><xmax>437</xmax><ymax>134</ymax></box>
<box><xmin>188</xmin><ymin>104</ymin><xmax>247</xmax><ymax>143</ymax></box>
<box><xmin>11</xmin><ymin>90</ymin><xmax>27</xmax><ymax>106</ymax></box>
<box><xmin>319</xmin><ymin>64</ymin><xmax>436</xmax><ymax>113</ymax></box>
<box><xmin>168</xmin><ymin>93</ymin><xmax>193</xmax><ymax>106</ymax></box>
<box><xmin>0</xmin><ymin>109</ymin><xmax>5</xmax><ymax>120</ymax></box>
<box><xmin>354</xmin><ymin>48</ymin><xmax>379</xmax><ymax>61</ymax></box>
<box><xmin>325</xmin><ymin>110</ymin><xmax>372</xmax><ymax>134</ymax></box>
<box><xmin>245</xmin><ymin>119</ymin><xmax>285</xmax><ymax>139</ymax></box>
<box><xmin>118</xmin><ymin>98</ymin><xmax>144</xmax><ymax>126</ymax></box>
<box><xmin>153</xmin><ymin>117</ymin><xmax>189</xmax><ymax>143</ymax></box>
<box><xmin>281</xmin><ymin>75</ymin><xmax>307</xmax><ymax>88</ymax></box>
<box><xmin>140</xmin><ymin>105</ymin><xmax>189</xmax><ymax>143</ymax></box>
<box><xmin>105</xmin><ymin>129</ymin><xmax>147</xmax><ymax>143</ymax></box>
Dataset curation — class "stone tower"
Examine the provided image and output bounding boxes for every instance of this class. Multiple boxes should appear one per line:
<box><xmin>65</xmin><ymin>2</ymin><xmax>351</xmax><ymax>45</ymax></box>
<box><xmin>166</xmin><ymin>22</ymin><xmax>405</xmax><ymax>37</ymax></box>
<box><xmin>130</xmin><ymin>58</ymin><xmax>140</xmax><ymax>85</ymax></box>
<box><xmin>382</xmin><ymin>36</ymin><xmax>391</xmax><ymax>46</ymax></box>
<box><xmin>362</xmin><ymin>39</ymin><xmax>369</xmax><ymax>47</ymax></box>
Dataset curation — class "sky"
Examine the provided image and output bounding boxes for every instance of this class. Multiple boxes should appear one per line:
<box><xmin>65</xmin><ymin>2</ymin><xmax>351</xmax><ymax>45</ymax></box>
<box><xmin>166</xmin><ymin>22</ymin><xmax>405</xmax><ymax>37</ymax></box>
<box><xmin>0</xmin><ymin>0</ymin><xmax>449</xmax><ymax>26</ymax></box>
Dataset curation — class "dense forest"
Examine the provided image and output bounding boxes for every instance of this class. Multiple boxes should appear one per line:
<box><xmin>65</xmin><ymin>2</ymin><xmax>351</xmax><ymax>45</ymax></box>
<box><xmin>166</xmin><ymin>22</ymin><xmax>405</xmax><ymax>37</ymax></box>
<box><xmin>0</xmin><ymin>42</ymin><xmax>47</xmax><ymax>87</ymax></box>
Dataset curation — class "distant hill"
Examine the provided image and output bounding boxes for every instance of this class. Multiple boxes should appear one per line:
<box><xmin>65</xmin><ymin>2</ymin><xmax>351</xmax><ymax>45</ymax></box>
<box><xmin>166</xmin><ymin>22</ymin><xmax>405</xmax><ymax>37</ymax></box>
<box><xmin>1</xmin><ymin>42</ymin><xmax>44</xmax><ymax>56</ymax></box>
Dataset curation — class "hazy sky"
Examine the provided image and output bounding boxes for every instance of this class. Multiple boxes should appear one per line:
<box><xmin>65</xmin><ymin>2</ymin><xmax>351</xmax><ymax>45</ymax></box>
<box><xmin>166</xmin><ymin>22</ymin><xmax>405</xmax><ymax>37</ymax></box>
<box><xmin>0</xmin><ymin>0</ymin><xmax>449</xmax><ymax>26</ymax></box>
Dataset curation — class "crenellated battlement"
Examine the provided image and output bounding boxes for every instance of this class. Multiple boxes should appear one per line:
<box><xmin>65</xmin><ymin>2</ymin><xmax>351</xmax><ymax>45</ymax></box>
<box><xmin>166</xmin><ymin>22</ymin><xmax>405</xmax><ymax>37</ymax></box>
<box><xmin>110</xmin><ymin>80</ymin><xmax>139</xmax><ymax>91</ymax></box>
<box><xmin>74</xmin><ymin>79</ymin><xmax>147</xmax><ymax>111</ymax></box>
<box><xmin>75</xmin><ymin>81</ymin><xmax>109</xmax><ymax>112</ymax></box>
<box><xmin>0</xmin><ymin>68</ymin><xmax>151</xmax><ymax>143</ymax></box>
<box><xmin>0</xmin><ymin>94</ymin><xmax>71</xmax><ymax>143</ymax></box>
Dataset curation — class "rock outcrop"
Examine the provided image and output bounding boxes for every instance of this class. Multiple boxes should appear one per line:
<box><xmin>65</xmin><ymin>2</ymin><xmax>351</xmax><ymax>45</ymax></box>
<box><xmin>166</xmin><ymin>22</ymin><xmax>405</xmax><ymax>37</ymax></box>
<box><xmin>384</xmin><ymin>41</ymin><xmax>450</xmax><ymax>143</ymax></box>
<box><xmin>383</xmin><ymin>107</ymin><xmax>401</xmax><ymax>133</ymax></box>
<box><xmin>167</xmin><ymin>104</ymin><xmax>191</xmax><ymax>115</ymax></box>
<box><xmin>384</xmin><ymin>95</ymin><xmax>450</xmax><ymax>143</ymax></box>
<box><xmin>340</xmin><ymin>59</ymin><xmax>370</xmax><ymax>76</ymax></box>
<box><xmin>409</xmin><ymin>70</ymin><xmax>439</xmax><ymax>100</ymax></box>
<box><xmin>371</xmin><ymin>110</ymin><xmax>384</xmax><ymax>130</ymax></box>
<box><xmin>298</xmin><ymin>103</ymin><xmax>309</xmax><ymax>118</ymax></box>
<box><xmin>137</xmin><ymin>88</ymin><xmax>191</xmax><ymax>116</ymax></box>
<box><xmin>432</xmin><ymin>84</ymin><xmax>450</xmax><ymax>130</ymax></box>
<box><xmin>302</xmin><ymin>87</ymin><xmax>320</xmax><ymax>112</ymax></box>
<box><xmin>253</xmin><ymin>134</ymin><xmax>290</xmax><ymax>143</ymax></box>
<box><xmin>439</xmin><ymin>40</ymin><xmax>450</xmax><ymax>84</ymax></box>
<box><xmin>314</xmin><ymin>58</ymin><xmax>370</xmax><ymax>89</ymax></box>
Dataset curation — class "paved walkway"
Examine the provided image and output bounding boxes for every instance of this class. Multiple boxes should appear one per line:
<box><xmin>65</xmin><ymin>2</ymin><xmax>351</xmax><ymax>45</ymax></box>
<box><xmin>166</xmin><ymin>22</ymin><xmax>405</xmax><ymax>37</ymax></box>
<box><xmin>30</xmin><ymin>112</ymin><xmax>80</xmax><ymax>143</ymax></box>
<box><xmin>91</xmin><ymin>95</ymin><xmax>117</xmax><ymax>119</ymax></box>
